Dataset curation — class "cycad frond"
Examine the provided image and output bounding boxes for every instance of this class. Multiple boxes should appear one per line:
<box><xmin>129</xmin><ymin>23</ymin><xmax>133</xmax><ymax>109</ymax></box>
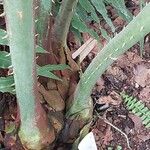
<box><xmin>121</xmin><ymin>93</ymin><xmax>150</xmax><ymax>128</ymax></box>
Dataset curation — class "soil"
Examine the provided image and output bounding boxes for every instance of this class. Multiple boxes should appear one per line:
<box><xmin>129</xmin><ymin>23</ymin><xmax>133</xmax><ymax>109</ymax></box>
<box><xmin>0</xmin><ymin>0</ymin><xmax>150</xmax><ymax>150</ymax></box>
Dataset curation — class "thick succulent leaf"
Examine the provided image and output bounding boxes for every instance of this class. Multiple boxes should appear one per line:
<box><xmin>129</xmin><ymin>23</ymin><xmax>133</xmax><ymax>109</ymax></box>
<box><xmin>0</xmin><ymin>29</ymin><xmax>9</xmax><ymax>45</ymax></box>
<box><xmin>0</xmin><ymin>76</ymin><xmax>15</xmax><ymax>94</ymax></box>
<box><xmin>0</xmin><ymin>51</ymin><xmax>11</xmax><ymax>68</ymax></box>
<box><xmin>78</xmin><ymin>0</ymin><xmax>99</xmax><ymax>23</ymax></box>
<box><xmin>105</xmin><ymin>0</ymin><xmax>133</xmax><ymax>22</ymax></box>
<box><xmin>91</xmin><ymin>0</ymin><xmax>115</xmax><ymax>32</ymax></box>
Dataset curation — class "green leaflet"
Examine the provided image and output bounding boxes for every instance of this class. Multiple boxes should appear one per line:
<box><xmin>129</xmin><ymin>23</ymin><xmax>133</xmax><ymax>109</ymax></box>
<box><xmin>100</xmin><ymin>28</ymin><xmax>111</xmax><ymax>41</ymax></box>
<box><xmin>79</xmin><ymin>0</ymin><xmax>99</xmax><ymax>23</ymax></box>
<box><xmin>91</xmin><ymin>0</ymin><xmax>115</xmax><ymax>32</ymax></box>
<box><xmin>76</xmin><ymin>3</ymin><xmax>94</xmax><ymax>23</ymax></box>
<box><xmin>70</xmin><ymin>26</ymin><xmax>83</xmax><ymax>43</ymax></box>
<box><xmin>0</xmin><ymin>64</ymin><xmax>69</xmax><ymax>94</ymax></box>
<box><xmin>72</xmin><ymin>13</ymin><xmax>99</xmax><ymax>40</ymax></box>
<box><xmin>0</xmin><ymin>28</ymin><xmax>48</xmax><ymax>53</ymax></box>
<box><xmin>0</xmin><ymin>29</ymin><xmax>9</xmax><ymax>45</ymax></box>
<box><xmin>37</xmin><ymin>64</ymin><xmax>70</xmax><ymax>81</ymax></box>
<box><xmin>0</xmin><ymin>76</ymin><xmax>15</xmax><ymax>94</ymax></box>
<box><xmin>35</xmin><ymin>45</ymin><xmax>49</xmax><ymax>53</ymax></box>
<box><xmin>105</xmin><ymin>0</ymin><xmax>133</xmax><ymax>22</ymax></box>
<box><xmin>121</xmin><ymin>93</ymin><xmax>150</xmax><ymax>128</ymax></box>
<box><xmin>37</xmin><ymin>69</ymin><xmax>61</xmax><ymax>81</ymax></box>
<box><xmin>0</xmin><ymin>51</ymin><xmax>11</xmax><ymax>68</ymax></box>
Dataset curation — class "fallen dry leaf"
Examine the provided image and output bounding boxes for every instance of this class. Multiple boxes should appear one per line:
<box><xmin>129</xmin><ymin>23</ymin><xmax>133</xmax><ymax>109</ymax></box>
<box><xmin>98</xmin><ymin>94</ymin><xmax>121</xmax><ymax>106</ymax></box>
<box><xmin>128</xmin><ymin>114</ymin><xmax>143</xmax><ymax>131</ymax></box>
<box><xmin>103</xmin><ymin>126</ymin><xmax>113</xmax><ymax>145</ymax></box>
<box><xmin>139</xmin><ymin>86</ymin><xmax>150</xmax><ymax>105</ymax></box>
<box><xmin>106</xmin><ymin>66</ymin><xmax>127</xmax><ymax>81</ymax></box>
<box><xmin>117</xmin><ymin>51</ymin><xmax>143</xmax><ymax>68</ymax></box>
<box><xmin>133</xmin><ymin>64</ymin><xmax>150</xmax><ymax>87</ymax></box>
<box><xmin>96</xmin><ymin>77</ymin><xmax>105</xmax><ymax>92</ymax></box>
<box><xmin>113</xmin><ymin>17</ymin><xmax>125</xmax><ymax>26</ymax></box>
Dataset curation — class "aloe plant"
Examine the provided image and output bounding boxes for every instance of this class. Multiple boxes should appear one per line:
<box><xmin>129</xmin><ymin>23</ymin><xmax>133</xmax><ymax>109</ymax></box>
<box><xmin>66</xmin><ymin>3</ymin><xmax>150</xmax><ymax>147</ymax></box>
<box><xmin>3</xmin><ymin>0</ymin><xmax>55</xmax><ymax>149</ymax></box>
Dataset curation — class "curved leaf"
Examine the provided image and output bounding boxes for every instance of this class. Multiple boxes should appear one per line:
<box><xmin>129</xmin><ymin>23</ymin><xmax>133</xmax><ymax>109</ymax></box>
<box><xmin>0</xmin><ymin>29</ymin><xmax>9</xmax><ymax>45</ymax></box>
<box><xmin>0</xmin><ymin>76</ymin><xmax>15</xmax><ymax>94</ymax></box>
<box><xmin>0</xmin><ymin>51</ymin><xmax>11</xmax><ymax>68</ymax></box>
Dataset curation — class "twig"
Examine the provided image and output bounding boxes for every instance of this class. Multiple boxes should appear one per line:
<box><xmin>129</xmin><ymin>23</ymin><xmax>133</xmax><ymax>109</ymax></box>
<box><xmin>97</xmin><ymin>114</ymin><xmax>132</xmax><ymax>150</ymax></box>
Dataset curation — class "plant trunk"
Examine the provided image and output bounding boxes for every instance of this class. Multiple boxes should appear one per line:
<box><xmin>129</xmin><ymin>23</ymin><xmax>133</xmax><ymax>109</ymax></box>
<box><xmin>4</xmin><ymin>0</ymin><xmax>55</xmax><ymax>149</ymax></box>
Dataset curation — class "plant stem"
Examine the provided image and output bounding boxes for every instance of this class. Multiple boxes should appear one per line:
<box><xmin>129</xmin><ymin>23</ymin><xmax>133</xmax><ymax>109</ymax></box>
<box><xmin>4</xmin><ymin>0</ymin><xmax>55</xmax><ymax>149</ymax></box>
<box><xmin>67</xmin><ymin>3</ymin><xmax>150</xmax><ymax>118</ymax></box>
<box><xmin>53</xmin><ymin>0</ymin><xmax>78</xmax><ymax>46</ymax></box>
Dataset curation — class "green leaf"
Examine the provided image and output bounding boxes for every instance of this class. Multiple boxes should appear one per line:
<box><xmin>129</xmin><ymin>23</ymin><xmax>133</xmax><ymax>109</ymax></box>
<box><xmin>105</xmin><ymin>0</ymin><xmax>133</xmax><ymax>22</ymax></box>
<box><xmin>0</xmin><ymin>76</ymin><xmax>15</xmax><ymax>94</ymax></box>
<box><xmin>0</xmin><ymin>29</ymin><xmax>9</xmax><ymax>45</ymax></box>
<box><xmin>0</xmin><ymin>86</ymin><xmax>15</xmax><ymax>94</ymax></box>
<box><xmin>37</xmin><ymin>70</ymin><xmax>61</xmax><ymax>81</ymax></box>
<box><xmin>76</xmin><ymin>3</ymin><xmax>94</xmax><ymax>23</ymax></box>
<box><xmin>79</xmin><ymin>0</ymin><xmax>99</xmax><ymax>23</ymax></box>
<box><xmin>35</xmin><ymin>45</ymin><xmax>49</xmax><ymax>53</ymax></box>
<box><xmin>38</xmin><ymin>64</ymin><xmax>70</xmax><ymax>71</ymax></box>
<box><xmin>100</xmin><ymin>28</ymin><xmax>111</xmax><ymax>41</ymax></box>
<box><xmin>37</xmin><ymin>64</ymin><xmax>69</xmax><ymax>80</ymax></box>
<box><xmin>0</xmin><ymin>51</ymin><xmax>11</xmax><ymax>68</ymax></box>
<box><xmin>72</xmin><ymin>13</ymin><xmax>99</xmax><ymax>40</ymax></box>
<box><xmin>71</xmin><ymin>26</ymin><xmax>83</xmax><ymax>43</ymax></box>
<box><xmin>91</xmin><ymin>0</ymin><xmax>115</xmax><ymax>32</ymax></box>
<box><xmin>122</xmin><ymin>93</ymin><xmax>150</xmax><ymax>128</ymax></box>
